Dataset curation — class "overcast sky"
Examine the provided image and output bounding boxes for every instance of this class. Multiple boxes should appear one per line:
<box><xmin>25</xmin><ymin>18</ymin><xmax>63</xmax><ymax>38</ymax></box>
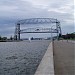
<box><xmin>0</xmin><ymin>0</ymin><xmax>74</xmax><ymax>38</ymax></box>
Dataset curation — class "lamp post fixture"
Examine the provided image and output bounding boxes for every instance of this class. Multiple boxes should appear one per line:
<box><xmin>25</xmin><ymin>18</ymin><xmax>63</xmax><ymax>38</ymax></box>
<box><xmin>51</xmin><ymin>25</ymin><xmax>55</xmax><ymax>42</ymax></box>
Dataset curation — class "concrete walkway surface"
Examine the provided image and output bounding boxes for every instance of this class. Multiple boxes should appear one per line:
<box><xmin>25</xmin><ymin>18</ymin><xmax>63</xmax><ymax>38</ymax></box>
<box><xmin>34</xmin><ymin>42</ymin><xmax>54</xmax><ymax>75</ymax></box>
<box><xmin>53</xmin><ymin>40</ymin><xmax>75</xmax><ymax>75</ymax></box>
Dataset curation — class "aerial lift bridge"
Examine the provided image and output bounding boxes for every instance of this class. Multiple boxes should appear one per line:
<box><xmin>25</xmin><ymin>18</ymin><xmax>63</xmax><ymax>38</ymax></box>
<box><xmin>14</xmin><ymin>18</ymin><xmax>61</xmax><ymax>40</ymax></box>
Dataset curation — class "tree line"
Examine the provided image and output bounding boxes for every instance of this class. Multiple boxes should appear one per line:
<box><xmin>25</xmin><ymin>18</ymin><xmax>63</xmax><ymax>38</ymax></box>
<box><xmin>0</xmin><ymin>36</ymin><xmax>13</xmax><ymax>41</ymax></box>
<box><xmin>61</xmin><ymin>33</ymin><xmax>75</xmax><ymax>40</ymax></box>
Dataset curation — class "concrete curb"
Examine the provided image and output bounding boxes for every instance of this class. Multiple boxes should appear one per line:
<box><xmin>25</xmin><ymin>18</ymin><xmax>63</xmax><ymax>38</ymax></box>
<box><xmin>34</xmin><ymin>42</ymin><xmax>54</xmax><ymax>75</ymax></box>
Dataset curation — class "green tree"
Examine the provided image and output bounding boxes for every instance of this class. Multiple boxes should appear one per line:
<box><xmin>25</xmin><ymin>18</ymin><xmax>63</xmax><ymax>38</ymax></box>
<box><xmin>0</xmin><ymin>36</ymin><xmax>1</xmax><ymax>40</ymax></box>
<box><xmin>10</xmin><ymin>36</ymin><xmax>13</xmax><ymax>40</ymax></box>
<box><xmin>2</xmin><ymin>37</ymin><xmax>7</xmax><ymax>40</ymax></box>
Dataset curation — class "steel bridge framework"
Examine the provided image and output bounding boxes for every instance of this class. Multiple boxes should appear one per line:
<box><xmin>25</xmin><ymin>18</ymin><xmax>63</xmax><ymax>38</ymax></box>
<box><xmin>14</xmin><ymin>18</ymin><xmax>61</xmax><ymax>40</ymax></box>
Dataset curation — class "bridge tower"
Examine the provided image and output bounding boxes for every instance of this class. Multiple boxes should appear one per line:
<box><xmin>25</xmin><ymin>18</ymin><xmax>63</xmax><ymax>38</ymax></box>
<box><xmin>14</xmin><ymin>23</ymin><xmax>20</xmax><ymax>40</ymax></box>
<box><xmin>56</xmin><ymin>19</ymin><xmax>62</xmax><ymax>39</ymax></box>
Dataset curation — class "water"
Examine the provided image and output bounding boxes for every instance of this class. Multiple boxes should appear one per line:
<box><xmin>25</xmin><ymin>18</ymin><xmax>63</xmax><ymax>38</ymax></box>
<box><xmin>0</xmin><ymin>40</ymin><xmax>50</xmax><ymax>75</ymax></box>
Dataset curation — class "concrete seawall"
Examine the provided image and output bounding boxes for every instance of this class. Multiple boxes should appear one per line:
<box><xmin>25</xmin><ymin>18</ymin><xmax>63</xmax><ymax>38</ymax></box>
<box><xmin>34</xmin><ymin>42</ymin><xmax>54</xmax><ymax>75</ymax></box>
<box><xmin>34</xmin><ymin>40</ymin><xmax>75</xmax><ymax>75</ymax></box>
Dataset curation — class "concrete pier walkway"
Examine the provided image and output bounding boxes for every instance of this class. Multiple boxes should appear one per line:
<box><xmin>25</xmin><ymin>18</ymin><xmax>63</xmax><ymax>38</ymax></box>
<box><xmin>35</xmin><ymin>40</ymin><xmax>75</xmax><ymax>75</ymax></box>
<box><xmin>35</xmin><ymin>42</ymin><xmax>54</xmax><ymax>75</ymax></box>
<box><xmin>53</xmin><ymin>40</ymin><xmax>75</xmax><ymax>75</ymax></box>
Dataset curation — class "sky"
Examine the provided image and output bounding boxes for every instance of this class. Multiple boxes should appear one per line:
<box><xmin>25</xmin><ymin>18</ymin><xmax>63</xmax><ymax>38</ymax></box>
<box><xmin>0</xmin><ymin>0</ymin><xmax>74</xmax><ymax>38</ymax></box>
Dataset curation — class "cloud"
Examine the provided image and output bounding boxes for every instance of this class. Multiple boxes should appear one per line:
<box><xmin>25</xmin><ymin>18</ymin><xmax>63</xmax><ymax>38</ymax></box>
<box><xmin>0</xmin><ymin>0</ymin><xmax>74</xmax><ymax>37</ymax></box>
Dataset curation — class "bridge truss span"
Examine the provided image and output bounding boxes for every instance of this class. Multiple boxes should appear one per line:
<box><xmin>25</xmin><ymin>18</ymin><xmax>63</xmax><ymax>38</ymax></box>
<box><xmin>17</xmin><ymin>18</ymin><xmax>59</xmax><ymax>24</ymax></box>
<box><xmin>14</xmin><ymin>18</ymin><xmax>62</xmax><ymax>40</ymax></box>
<box><xmin>20</xmin><ymin>28</ymin><xmax>58</xmax><ymax>33</ymax></box>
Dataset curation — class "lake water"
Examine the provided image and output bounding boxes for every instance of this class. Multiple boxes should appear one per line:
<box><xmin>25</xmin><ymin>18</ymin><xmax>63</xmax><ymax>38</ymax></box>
<box><xmin>0</xmin><ymin>40</ymin><xmax>50</xmax><ymax>75</ymax></box>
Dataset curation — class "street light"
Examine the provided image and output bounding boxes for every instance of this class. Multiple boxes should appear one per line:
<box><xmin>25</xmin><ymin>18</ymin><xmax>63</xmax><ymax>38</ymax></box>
<box><xmin>51</xmin><ymin>25</ymin><xmax>55</xmax><ymax>42</ymax></box>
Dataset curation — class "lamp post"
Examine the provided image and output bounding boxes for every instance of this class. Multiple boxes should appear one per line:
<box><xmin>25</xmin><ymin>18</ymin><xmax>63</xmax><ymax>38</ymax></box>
<box><xmin>51</xmin><ymin>25</ymin><xmax>55</xmax><ymax>42</ymax></box>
